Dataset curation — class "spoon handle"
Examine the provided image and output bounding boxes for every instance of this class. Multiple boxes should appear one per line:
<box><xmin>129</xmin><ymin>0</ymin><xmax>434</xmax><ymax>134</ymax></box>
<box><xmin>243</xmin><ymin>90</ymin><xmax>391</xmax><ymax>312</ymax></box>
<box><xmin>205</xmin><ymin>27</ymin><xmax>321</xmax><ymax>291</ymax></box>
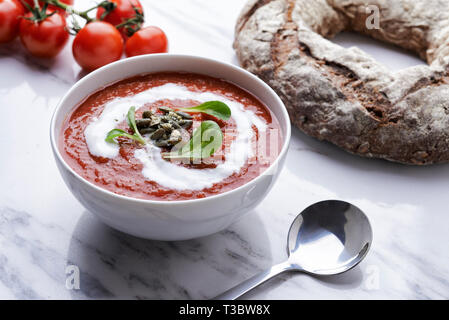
<box><xmin>213</xmin><ymin>261</ymin><xmax>293</xmax><ymax>300</ymax></box>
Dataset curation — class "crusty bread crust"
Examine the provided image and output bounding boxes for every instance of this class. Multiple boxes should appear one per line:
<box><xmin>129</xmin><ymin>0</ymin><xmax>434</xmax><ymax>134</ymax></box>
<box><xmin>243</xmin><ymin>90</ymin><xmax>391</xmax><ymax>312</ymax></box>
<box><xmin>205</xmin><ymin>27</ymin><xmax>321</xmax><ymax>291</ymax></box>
<box><xmin>234</xmin><ymin>0</ymin><xmax>449</xmax><ymax>164</ymax></box>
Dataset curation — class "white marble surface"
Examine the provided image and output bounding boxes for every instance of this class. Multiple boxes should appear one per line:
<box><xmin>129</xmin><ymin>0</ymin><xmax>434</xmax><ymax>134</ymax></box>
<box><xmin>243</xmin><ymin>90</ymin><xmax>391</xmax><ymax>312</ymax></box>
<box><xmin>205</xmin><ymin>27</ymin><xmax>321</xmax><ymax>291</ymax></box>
<box><xmin>0</xmin><ymin>0</ymin><xmax>448</xmax><ymax>300</ymax></box>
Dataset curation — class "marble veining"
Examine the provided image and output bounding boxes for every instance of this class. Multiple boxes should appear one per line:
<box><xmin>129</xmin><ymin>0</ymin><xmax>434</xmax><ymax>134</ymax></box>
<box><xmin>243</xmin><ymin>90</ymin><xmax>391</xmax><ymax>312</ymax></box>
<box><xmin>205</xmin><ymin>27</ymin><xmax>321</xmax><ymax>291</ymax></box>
<box><xmin>0</xmin><ymin>0</ymin><xmax>448</xmax><ymax>300</ymax></box>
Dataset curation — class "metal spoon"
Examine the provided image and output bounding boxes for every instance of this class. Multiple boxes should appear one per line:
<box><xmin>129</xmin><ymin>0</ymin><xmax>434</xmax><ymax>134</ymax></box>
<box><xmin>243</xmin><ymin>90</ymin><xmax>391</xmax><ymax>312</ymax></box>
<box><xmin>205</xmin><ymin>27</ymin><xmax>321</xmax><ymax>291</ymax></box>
<box><xmin>214</xmin><ymin>200</ymin><xmax>373</xmax><ymax>300</ymax></box>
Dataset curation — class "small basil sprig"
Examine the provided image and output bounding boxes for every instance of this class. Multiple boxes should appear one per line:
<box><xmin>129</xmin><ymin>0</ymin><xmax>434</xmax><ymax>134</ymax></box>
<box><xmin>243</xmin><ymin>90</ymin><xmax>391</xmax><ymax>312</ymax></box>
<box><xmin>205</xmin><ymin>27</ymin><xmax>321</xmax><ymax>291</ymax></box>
<box><xmin>176</xmin><ymin>101</ymin><xmax>231</xmax><ymax>121</ymax></box>
<box><xmin>162</xmin><ymin>120</ymin><xmax>223</xmax><ymax>160</ymax></box>
<box><xmin>105</xmin><ymin>106</ymin><xmax>145</xmax><ymax>145</ymax></box>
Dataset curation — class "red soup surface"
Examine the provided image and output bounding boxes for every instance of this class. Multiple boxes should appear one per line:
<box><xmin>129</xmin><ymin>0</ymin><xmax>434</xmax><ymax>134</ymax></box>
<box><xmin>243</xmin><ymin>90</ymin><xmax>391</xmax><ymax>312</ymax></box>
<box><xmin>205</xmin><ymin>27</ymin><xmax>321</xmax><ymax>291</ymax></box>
<box><xmin>60</xmin><ymin>73</ymin><xmax>283</xmax><ymax>200</ymax></box>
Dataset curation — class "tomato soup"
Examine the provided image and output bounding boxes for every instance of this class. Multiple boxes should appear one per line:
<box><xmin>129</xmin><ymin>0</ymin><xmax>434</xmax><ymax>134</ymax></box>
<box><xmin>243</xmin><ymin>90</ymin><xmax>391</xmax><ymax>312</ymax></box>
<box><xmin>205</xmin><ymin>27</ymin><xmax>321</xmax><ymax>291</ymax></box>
<box><xmin>60</xmin><ymin>73</ymin><xmax>282</xmax><ymax>200</ymax></box>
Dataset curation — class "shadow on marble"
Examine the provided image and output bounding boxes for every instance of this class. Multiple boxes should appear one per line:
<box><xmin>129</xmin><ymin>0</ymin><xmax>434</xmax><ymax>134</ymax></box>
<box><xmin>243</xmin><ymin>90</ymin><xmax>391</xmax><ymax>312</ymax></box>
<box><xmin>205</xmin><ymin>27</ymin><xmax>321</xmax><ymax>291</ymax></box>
<box><xmin>76</xmin><ymin>68</ymin><xmax>91</xmax><ymax>82</ymax></box>
<box><xmin>66</xmin><ymin>209</ymin><xmax>272</xmax><ymax>300</ymax></box>
<box><xmin>313</xmin><ymin>265</ymin><xmax>364</xmax><ymax>288</ymax></box>
<box><xmin>241</xmin><ymin>265</ymin><xmax>363</xmax><ymax>300</ymax></box>
<box><xmin>0</xmin><ymin>40</ymin><xmax>73</xmax><ymax>100</ymax></box>
<box><xmin>0</xmin><ymin>40</ymin><xmax>59</xmax><ymax>72</ymax></box>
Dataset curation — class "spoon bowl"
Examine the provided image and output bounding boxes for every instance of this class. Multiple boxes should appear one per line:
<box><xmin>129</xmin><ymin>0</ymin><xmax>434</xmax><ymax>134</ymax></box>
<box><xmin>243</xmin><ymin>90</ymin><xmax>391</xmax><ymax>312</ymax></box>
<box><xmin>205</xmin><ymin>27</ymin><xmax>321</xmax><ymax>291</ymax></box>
<box><xmin>287</xmin><ymin>200</ymin><xmax>372</xmax><ymax>275</ymax></box>
<box><xmin>215</xmin><ymin>200</ymin><xmax>373</xmax><ymax>300</ymax></box>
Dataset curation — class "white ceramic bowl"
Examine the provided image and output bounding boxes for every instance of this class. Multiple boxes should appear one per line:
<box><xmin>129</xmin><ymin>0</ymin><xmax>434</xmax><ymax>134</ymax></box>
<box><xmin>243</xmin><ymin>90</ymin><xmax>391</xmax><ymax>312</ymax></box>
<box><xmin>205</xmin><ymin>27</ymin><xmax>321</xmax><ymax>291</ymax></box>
<box><xmin>50</xmin><ymin>54</ymin><xmax>291</xmax><ymax>241</ymax></box>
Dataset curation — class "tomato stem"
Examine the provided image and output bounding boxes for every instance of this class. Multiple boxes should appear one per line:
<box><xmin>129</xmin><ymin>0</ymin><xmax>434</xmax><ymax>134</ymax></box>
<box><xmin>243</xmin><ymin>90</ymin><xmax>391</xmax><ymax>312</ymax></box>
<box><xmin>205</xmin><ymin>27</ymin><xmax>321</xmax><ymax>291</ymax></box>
<box><xmin>40</xmin><ymin>0</ymin><xmax>117</xmax><ymax>24</ymax></box>
<box><xmin>42</xmin><ymin>0</ymin><xmax>89</xmax><ymax>21</ymax></box>
<box><xmin>114</xmin><ymin>4</ymin><xmax>144</xmax><ymax>37</ymax></box>
<box><xmin>21</xmin><ymin>0</ymin><xmax>56</xmax><ymax>23</ymax></box>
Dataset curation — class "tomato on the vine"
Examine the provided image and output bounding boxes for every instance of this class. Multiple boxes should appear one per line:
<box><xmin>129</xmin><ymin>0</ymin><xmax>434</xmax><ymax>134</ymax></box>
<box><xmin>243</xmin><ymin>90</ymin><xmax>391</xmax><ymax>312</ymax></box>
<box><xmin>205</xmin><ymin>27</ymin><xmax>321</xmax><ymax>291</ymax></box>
<box><xmin>125</xmin><ymin>26</ymin><xmax>168</xmax><ymax>57</ymax></box>
<box><xmin>72</xmin><ymin>21</ymin><xmax>123</xmax><ymax>71</ymax></box>
<box><xmin>96</xmin><ymin>0</ymin><xmax>143</xmax><ymax>40</ymax></box>
<box><xmin>22</xmin><ymin>0</ymin><xmax>74</xmax><ymax>15</ymax></box>
<box><xmin>19</xmin><ymin>10</ymin><xmax>69</xmax><ymax>58</ymax></box>
<box><xmin>0</xmin><ymin>0</ymin><xmax>25</xmax><ymax>43</ymax></box>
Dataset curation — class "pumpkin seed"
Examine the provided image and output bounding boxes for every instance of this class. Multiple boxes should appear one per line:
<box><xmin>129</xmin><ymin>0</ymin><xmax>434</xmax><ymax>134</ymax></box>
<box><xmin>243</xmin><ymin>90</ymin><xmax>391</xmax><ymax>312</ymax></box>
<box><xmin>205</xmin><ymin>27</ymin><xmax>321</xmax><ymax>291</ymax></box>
<box><xmin>136</xmin><ymin>106</ymin><xmax>196</xmax><ymax>148</ymax></box>
<box><xmin>150</xmin><ymin>116</ymin><xmax>161</xmax><ymax>127</ymax></box>
<box><xmin>151</xmin><ymin>128</ymin><xmax>165</xmax><ymax>140</ymax></box>
<box><xmin>142</xmin><ymin>110</ymin><xmax>153</xmax><ymax>118</ymax></box>
<box><xmin>176</xmin><ymin>111</ymin><xmax>193</xmax><ymax>119</ymax></box>
<box><xmin>169</xmin><ymin>112</ymin><xmax>183</xmax><ymax>121</ymax></box>
<box><xmin>155</xmin><ymin>140</ymin><xmax>171</xmax><ymax>148</ymax></box>
<box><xmin>169</xmin><ymin>120</ymin><xmax>182</xmax><ymax>129</ymax></box>
<box><xmin>180</xmin><ymin>120</ymin><xmax>193</xmax><ymax>129</ymax></box>
<box><xmin>169</xmin><ymin>130</ymin><xmax>182</xmax><ymax>144</ymax></box>
<box><xmin>140</xmin><ymin>127</ymin><xmax>156</xmax><ymax>135</ymax></box>
<box><xmin>159</xmin><ymin>106</ymin><xmax>173</xmax><ymax>114</ymax></box>
<box><xmin>136</xmin><ymin>119</ymin><xmax>152</xmax><ymax>129</ymax></box>
<box><xmin>161</xmin><ymin>123</ymin><xmax>173</xmax><ymax>132</ymax></box>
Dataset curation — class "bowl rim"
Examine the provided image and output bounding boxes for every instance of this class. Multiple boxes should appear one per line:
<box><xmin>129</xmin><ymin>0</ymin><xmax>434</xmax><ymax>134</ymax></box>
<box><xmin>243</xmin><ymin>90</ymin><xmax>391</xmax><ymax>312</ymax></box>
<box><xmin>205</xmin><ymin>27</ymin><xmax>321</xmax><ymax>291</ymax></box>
<box><xmin>50</xmin><ymin>54</ymin><xmax>291</xmax><ymax>206</ymax></box>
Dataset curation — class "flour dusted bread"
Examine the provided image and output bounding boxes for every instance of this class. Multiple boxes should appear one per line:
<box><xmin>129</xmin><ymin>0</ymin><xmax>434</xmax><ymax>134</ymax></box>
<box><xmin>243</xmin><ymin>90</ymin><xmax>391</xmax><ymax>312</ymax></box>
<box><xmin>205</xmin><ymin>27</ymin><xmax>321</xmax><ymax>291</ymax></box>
<box><xmin>234</xmin><ymin>0</ymin><xmax>449</xmax><ymax>164</ymax></box>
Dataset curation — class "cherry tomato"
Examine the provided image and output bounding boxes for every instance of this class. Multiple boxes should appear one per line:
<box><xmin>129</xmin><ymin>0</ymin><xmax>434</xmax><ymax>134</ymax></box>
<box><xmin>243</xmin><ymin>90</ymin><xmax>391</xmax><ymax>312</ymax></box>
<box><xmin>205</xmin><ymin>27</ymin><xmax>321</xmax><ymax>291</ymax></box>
<box><xmin>125</xmin><ymin>26</ymin><xmax>168</xmax><ymax>57</ymax></box>
<box><xmin>72</xmin><ymin>21</ymin><xmax>124</xmax><ymax>71</ymax></box>
<box><xmin>19</xmin><ymin>10</ymin><xmax>69</xmax><ymax>58</ymax></box>
<box><xmin>22</xmin><ymin>0</ymin><xmax>74</xmax><ymax>15</ymax></box>
<box><xmin>96</xmin><ymin>0</ymin><xmax>143</xmax><ymax>40</ymax></box>
<box><xmin>0</xmin><ymin>0</ymin><xmax>24</xmax><ymax>43</ymax></box>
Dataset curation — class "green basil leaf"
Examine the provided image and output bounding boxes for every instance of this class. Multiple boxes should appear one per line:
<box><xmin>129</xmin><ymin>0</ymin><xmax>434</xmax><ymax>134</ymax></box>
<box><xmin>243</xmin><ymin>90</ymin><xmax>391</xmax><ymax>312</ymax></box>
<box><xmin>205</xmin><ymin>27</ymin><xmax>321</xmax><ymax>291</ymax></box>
<box><xmin>105</xmin><ymin>129</ymin><xmax>144</xmax><ymax>144</ymax></box>
<box><xmin>162</xmin><ymin>120</ymin><xmax>223</xmax><ymax>160</ymax></box>
<box><xmin>178</xmin><ymin>101</ymin><xmax>231</xmax><ymax>121</ymax></box>
<box><xmin>127</xmin><ymin>106</ymin><xmax>145</xmax><ymax>142</ymax></box>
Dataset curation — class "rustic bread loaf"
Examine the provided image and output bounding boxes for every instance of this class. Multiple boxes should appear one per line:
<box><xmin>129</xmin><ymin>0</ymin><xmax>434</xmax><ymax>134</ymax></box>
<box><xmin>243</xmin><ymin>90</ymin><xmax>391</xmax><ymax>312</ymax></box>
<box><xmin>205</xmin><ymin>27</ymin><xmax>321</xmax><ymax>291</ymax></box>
<box><xmin>234</xmin><ymin>0</ymin><xmax>449</xmax><ymax>164</ymax></box>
